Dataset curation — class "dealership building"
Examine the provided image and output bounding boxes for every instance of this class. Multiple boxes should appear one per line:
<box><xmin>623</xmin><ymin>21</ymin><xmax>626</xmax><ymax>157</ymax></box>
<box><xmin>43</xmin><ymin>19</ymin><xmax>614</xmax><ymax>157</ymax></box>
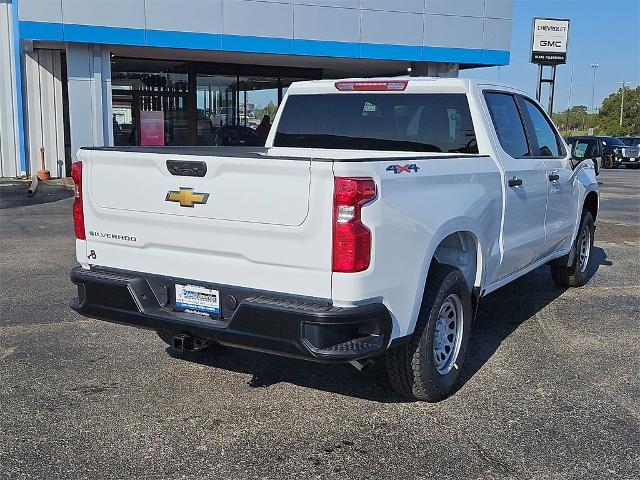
<box><xmin>0</xmin><ymin>0</ymin><xmax>512</xmax><ymax>178</ymax></box>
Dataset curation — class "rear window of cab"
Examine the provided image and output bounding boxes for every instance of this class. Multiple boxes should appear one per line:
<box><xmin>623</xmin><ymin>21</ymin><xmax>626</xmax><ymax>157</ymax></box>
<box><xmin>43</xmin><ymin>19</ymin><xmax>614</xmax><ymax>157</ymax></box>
<box><xmin>274</xmin><ymin>94</ymin><xmax>478</xmax><ymax>153</ymax></box>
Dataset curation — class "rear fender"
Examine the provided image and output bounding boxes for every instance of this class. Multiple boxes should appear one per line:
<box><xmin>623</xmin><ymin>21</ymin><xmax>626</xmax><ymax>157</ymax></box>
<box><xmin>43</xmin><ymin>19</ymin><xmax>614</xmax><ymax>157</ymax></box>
<box><xmin>406</xmin><ymin>220</ymin><xmax>485</xmax><ymax>336</ymax></box>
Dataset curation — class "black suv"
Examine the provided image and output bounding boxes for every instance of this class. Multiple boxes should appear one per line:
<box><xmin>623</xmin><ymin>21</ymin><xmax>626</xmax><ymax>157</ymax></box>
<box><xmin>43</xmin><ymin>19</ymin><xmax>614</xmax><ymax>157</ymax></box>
<box><xmin>617</xmin><ymin>137</ymin><xmax>640</xmax><ymax>168</ymax></box>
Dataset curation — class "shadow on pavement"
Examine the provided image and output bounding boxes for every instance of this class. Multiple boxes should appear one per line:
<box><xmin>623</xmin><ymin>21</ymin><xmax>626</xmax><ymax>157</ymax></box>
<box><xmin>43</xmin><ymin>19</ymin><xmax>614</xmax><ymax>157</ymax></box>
<box><xmin>0</xmin><ymin>182</ymin><xmax>73</xmax><ymax>209</ymax></box>
<box><xmin>459</xmin><ymin>246</ymin><xmax>610</xmax><ymax>389</ymax></box>
<box><xmin>168</xmin><ymin>247</ymin><xmax>611</xmax><ymax>403</ymax></box>
<box><xmin>168</xmin><ymin>344</ymin><xmax>406</xmax><ymax>403</ymax></box>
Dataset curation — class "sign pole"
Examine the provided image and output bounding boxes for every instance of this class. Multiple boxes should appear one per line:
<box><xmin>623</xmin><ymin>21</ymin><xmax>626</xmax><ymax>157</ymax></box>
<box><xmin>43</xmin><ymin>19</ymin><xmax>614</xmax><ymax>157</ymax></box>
<box><xmin>536</xmin><ymin>64</ymin><xmax>543</xmax><ymax>101</ymax></box>
<box><xmin>547</xmin><ymin>65</ymin><xmax>557</xmax><ymax>116</ymax></box>
<box><xmin>531</xmin><ymin>17</ymin><xmax>569</xmax><ymax>116</ymax></box>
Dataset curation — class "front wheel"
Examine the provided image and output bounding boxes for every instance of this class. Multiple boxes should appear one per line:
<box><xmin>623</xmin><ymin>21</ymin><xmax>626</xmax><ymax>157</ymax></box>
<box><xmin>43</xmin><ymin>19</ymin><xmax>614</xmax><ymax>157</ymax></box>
<box><xmin>602</xmin><ymin>155</ymin><xmax>614</xmax><ymax>169</ymax></box>
<box><xmin>386</xmin><ymin>264</ymin><xmax>472</xmax><ymax>402</ymax></box>
<box><xmin>551</xmin><ymin>211</ymin><xmax>595</xmax><ymax>287</ymax></box>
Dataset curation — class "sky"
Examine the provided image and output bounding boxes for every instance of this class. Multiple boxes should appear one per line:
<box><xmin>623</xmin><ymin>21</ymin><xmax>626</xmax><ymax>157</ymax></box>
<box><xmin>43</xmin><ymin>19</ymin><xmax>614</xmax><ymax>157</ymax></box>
<box><xmin>461</xmin><ymin>0</ymin><xmax>640</xmax><ymax>113</ymax></box>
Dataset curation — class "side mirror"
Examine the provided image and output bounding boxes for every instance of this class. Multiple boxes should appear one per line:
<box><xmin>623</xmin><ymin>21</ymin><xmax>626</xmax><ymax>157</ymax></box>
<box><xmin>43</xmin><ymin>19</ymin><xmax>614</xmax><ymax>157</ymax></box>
<box><xmin>569</xmin><ymin>142</ymin><xmax>585</xmax><ymax>169</ymax></box>
<box><xmin>570</xmin><ymin>141</ymin><xmax>602</xmax><ymax>170</ymax></box>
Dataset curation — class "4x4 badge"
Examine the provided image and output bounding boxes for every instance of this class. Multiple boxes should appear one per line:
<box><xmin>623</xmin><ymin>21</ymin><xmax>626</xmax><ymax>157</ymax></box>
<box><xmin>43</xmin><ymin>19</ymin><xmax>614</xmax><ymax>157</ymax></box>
<box><xmin>165</xmin><ymin>187</ymin><xmax>210</xmax><ymax>207</ymax></box>
<box><xmin>387</xmin><ymin>164</ymin><xmax>420</xmax><ymax>174</ymax></box>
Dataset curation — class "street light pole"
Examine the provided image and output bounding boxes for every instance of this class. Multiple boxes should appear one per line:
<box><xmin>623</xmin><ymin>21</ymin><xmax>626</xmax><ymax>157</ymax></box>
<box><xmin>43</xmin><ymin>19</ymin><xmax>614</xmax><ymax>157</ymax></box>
<box><xmin>619</xmin><ymin>81</ymin><xmax>627</xmax><ymax>127</ymax></box>
<box><xmin>590</xmin><ymin>63</ymin><xmax>599</xmax><ymax>113</ymax></box>
<box><xmin>565</xmin><ymin>65</ymin><xmax>575</xmax><ymax>134</ymax></box>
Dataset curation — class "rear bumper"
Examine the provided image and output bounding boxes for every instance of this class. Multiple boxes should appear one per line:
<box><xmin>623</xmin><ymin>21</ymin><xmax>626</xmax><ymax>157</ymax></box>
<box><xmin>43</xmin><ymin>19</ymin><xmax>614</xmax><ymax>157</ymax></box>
<box><xmin>70</xmin><ymin>266</ymin><xmax>392</xmax><ymax>362</ymax></box>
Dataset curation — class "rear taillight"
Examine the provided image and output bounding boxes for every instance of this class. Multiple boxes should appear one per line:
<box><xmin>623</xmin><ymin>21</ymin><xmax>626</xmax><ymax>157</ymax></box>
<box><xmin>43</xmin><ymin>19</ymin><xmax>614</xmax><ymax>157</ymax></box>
<box><xmin>71</xmin><ymin>161</ymin><xmax>85</xmax><ymax>240</ymax></box>
<box><xmin>332</xmin><ymin>177</ymin><xmax>376</xmax><ymax>273</ymax></box>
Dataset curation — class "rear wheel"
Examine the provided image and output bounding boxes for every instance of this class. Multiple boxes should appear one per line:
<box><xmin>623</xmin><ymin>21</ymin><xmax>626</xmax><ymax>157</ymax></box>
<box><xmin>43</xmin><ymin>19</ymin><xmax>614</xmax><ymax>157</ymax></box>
<box><xmin>386</xmin><ymin>264</ymin><xmax>472</xmax><ymax>402</ymax></box>
<box><xmin>551</xmin><ymin>210</ymin><xmax>595</xmax><ymax>287</ymax></box>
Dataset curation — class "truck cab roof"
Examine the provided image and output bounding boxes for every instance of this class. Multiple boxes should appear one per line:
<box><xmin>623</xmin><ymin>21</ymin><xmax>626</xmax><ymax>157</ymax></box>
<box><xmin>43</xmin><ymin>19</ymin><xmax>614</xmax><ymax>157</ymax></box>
<box><xmin>286</xmin><ymin>77</ymin><xmax>527</xmax><ymax>96</ymax></box>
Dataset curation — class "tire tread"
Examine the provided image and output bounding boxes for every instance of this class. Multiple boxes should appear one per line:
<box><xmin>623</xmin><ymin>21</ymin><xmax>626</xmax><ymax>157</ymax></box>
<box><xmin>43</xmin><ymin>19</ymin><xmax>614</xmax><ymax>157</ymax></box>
<box><xmin>386</xmin><ymin>264</ymin><xmax>469</xmax><ymax>401</ymax></box>
<box><xmin>551</xmin><ymin>210</ymin><xmax>594</xmax><ymax>288</ymax></box>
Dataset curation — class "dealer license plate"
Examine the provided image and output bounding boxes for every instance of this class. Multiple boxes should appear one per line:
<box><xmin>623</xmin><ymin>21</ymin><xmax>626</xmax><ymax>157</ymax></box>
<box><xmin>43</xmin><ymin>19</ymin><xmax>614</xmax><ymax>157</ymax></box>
<box><xmin>175</xmin><ymin>284</ymin><xmax>220</xmax><ymax>316</ymax></box>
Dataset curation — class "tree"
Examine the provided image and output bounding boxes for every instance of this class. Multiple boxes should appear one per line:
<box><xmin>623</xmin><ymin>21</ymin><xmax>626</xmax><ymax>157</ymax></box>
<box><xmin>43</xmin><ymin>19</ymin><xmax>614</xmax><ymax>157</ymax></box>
<box><xmin>594</xmin><ymin>86</ymin><xmax>640</xmax><ymax>136</ymax></box>
<box><xmin>255</xmin><ymin>101</ymin><xmax>278</xmax><ymax>122</ymax></box>
<box><xmin>552</xmin><ymin>105</ymin><xmax>596</xmax><ymax>135</ymax></box>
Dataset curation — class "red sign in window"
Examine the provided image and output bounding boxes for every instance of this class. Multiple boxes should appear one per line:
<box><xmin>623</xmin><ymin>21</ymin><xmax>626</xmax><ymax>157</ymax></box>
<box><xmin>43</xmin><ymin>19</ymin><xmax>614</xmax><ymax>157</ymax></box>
<box><xmin>140</xmin><ymin>111</ymin><xmax>165</xmax><ymax>146</ymax></box>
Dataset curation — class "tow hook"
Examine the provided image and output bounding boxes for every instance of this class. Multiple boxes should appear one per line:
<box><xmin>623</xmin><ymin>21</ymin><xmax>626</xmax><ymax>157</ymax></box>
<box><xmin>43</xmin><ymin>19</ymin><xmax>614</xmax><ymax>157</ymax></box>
<box><xmin>349</xmin><ymin>358</ymin><xmax>375</xmax><ymax>372</ymax></box>
<box><xmin>171</xmin><ymin>334</ymin><xmax>209</xmax><ymax>352</ymax></box>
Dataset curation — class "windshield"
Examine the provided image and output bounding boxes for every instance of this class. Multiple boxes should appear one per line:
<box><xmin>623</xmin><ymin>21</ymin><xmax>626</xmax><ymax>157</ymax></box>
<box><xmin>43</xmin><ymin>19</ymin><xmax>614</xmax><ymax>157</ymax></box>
<box><xmin>620</xmin><ymin>137</ymin><xmax>640</xmax><ymax>146</ymax></box>
<box><xmin>601</xmin><ymin>136</ymin><xmax>625</xmax><ymax>146</ymax></box>
<box><xmin>274</xmin><ymin>94</ymin><xmax>478</xmax><ymax>153</ymax></box>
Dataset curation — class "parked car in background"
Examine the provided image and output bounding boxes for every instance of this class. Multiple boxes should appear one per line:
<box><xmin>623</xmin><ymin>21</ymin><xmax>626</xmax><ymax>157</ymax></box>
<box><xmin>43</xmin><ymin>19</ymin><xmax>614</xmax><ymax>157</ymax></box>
<box><xmin>213</xmin><ymin>125</ymin><xmax>263</xmax><ymax>146</ymax></box>
<box><xmin>210</xmin><ymin>107</ymin><xmax>232</xmax><ymax>128</ymax></box>
<box><xmin>617</xmin><ymin>136</ymin><xmax>640</xmax><ymax>168</ymax></box>
<box><xmin>596</xmin><ymin>136</ymin><xmax>632</xmax><ymax>169</ymax></box>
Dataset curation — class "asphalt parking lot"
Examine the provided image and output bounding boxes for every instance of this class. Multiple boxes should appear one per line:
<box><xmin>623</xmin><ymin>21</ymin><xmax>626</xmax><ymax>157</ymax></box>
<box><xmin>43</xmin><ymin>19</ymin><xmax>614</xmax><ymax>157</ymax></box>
<box><xmin>1</xmin><ymin>170</ymin><xmax>639</xmax><ymax>479</ymax></box>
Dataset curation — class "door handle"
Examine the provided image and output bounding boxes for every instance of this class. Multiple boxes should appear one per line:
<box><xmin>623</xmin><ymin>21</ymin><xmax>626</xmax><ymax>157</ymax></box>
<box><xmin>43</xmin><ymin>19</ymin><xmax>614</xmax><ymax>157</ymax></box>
<box><xmin>548</xmin><ymin>173</ymin><xmax>560</xmax><ymax>182</ymax></box>
<box><xmin>508</xmin><ymin>177</ymin><xmax>523</xmax><ymax>188</ymax></box>
<box><xmin>166</xmin><ymin>160</ymin><xmax>207</xmax><ymax>177</ymax></box>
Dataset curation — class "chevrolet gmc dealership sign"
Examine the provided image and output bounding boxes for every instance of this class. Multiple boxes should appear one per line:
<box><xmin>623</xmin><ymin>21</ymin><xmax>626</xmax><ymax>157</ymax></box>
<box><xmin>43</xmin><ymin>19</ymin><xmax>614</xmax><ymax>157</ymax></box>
<box><xmin>531</xmin><ymin>18</ymin><xmax>570</xmax><ymax>65</ymax></box>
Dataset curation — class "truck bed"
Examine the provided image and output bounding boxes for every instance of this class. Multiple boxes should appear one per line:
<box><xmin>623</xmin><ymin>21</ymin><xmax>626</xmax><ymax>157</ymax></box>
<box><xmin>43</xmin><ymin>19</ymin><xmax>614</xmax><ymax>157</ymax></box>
<box><xmin>81</xmin><ymin>146</ymin><xmax>488</xmax><ymax>163</ymax></box>
<box><xmin>82</xmin><ymin>146</ymin><xmax>269</xmax><ymax>156</ymax></box>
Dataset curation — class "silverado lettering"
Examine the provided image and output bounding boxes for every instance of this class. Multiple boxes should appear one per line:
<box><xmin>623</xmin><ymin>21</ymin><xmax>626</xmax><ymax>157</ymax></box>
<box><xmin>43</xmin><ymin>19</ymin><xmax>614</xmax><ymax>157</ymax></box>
<box><xmin>88</xmin><ymin>231</ymin><xmax>137</xmax><ymax>242</ymax></box>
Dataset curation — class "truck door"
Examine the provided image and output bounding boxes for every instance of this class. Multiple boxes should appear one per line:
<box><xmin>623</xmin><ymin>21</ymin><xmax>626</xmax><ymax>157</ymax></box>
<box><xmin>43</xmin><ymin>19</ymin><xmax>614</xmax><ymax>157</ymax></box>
<box><xmin>483</xmin><ymin>91</ymin><xmax>548</xmax><ymax>280</ymax></box>
<box><xmin>518</xmin><ymin>96</ymin><xmax>580</xmax><ymax>253</ymax></box>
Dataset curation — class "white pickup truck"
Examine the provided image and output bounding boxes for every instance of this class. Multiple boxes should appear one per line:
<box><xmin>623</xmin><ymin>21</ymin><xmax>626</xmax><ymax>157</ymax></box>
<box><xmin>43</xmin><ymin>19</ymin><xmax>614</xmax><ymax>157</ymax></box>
<box><xmin>70</xmin><ymin>78</ymin><xmax>598</xmax><ymax>401</ymax></box>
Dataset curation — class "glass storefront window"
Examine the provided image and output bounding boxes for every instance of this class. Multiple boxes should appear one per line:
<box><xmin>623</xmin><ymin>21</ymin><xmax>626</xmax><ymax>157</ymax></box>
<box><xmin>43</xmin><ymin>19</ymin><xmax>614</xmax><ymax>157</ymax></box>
<box><xmin>112</xmin><ymin>60</ymin><xmax>189</xmax><ymax>146</ymax></box>
<box><xmin>244</xmin><ymin>77</ymin><xmax>279</xmax><ymax>137</ymax></box>
<box><xmin>111</xmin><ymin>57</ymin><xmax>320</xmax><ymax>147</ymax></box>
<box><xmin>196</xmin><ymin>74</ymin><xmax>238</xmax><ymax>145</ymax></box>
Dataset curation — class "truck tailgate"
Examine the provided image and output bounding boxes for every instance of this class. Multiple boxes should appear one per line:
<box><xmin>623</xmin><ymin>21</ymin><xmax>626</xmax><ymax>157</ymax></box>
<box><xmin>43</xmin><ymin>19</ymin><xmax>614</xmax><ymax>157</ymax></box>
<box><xmin>89</xmin><ymin>150</ymin><xmax>310</xmax><ymax>225</ymax></box>
<box><xmin>79</xmin><ymin>149</ymin><xmax>334</xmax><ymax>299</ymax></box>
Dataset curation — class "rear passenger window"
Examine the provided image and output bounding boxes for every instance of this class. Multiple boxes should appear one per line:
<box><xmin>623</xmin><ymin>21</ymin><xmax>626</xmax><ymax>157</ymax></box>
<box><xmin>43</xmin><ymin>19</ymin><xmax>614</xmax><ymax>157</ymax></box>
<box><xmin>484</xmin><ymin>93</ymin><xmax>530</xmax><ymax>158</ymax></box>
<box><xmin>521</xmin><ymin>97</ymin><xmax>563</xmax><ymax>157</ymax></box>
<box><xmin>274</xmin><ymin>94</ymin><xmax>477</xmax><ymax>153</ymax></box>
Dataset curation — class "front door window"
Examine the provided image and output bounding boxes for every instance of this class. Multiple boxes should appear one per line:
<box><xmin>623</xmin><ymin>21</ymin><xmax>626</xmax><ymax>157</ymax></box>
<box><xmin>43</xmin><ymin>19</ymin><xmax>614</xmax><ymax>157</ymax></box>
<box><xmin>520</xmin><ymin>97</ymin><xmax>564</xmax><ymax>157</ymax></box>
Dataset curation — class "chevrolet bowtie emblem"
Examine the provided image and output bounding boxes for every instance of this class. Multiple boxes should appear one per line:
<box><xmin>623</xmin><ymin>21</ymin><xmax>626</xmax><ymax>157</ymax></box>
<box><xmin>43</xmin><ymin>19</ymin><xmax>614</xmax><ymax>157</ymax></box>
<box><xmin>165</xmin><ymin>187</ymin><xmax>210</xmax><ymax>207</ymax></box>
